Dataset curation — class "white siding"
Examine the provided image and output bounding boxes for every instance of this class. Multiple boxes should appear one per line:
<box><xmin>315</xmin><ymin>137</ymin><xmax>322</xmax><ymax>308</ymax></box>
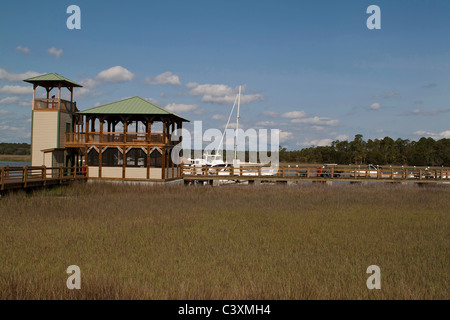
<box><xmin>125</xmin><ymin>167</ymin><xmax>147</xmax><ymax>179</ymax></box>
<box><xmin>102</xmin><ymin>167</ymin><xmax>123</xmax><ymax>179</ymax></box>
<box><xmin>150</xmin><ymin>168</ymin><xmax>162</xmax><ymax>179</ymax></box>
<box><xmin>32</xmin><ymin>111</ymin><xmax>58</xmax><ymax>166</ymax></box>
<box><xmin>88</xmin><ymin>166</ymin><xmax>99</xmax><ymax>178</ymax></box>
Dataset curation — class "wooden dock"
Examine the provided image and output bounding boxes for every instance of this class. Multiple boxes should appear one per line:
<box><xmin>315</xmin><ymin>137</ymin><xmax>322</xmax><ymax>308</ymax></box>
<box><xmin>1</xmin><ymin>165</ymin><xmax>448</xmax><ymax>192</ymax></box>
<box><xmin>0</xmin><ymin>166</ymin><xmax>87</xmax><ymax>192</ymax></box>
<box><xmin>182</xmin><ymin>165</ymin><xmax>450</xmax><ymax>184</ymax></box>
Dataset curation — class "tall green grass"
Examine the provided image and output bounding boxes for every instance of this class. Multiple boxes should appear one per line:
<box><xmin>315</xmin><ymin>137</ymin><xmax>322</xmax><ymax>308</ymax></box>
<box><xmin>0</xmin><ymin>182</ymin><xmax>448</xmax><ymax>299</ymax></box>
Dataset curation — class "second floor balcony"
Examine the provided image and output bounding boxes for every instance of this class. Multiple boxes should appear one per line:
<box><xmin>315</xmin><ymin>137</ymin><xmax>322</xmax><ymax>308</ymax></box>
<box><xmin>34</xmin><ymin>99</ymin><xmax>78</xmax><ymax>113</ymax></box>
<box><xmin>65</xmin><ymin>132</ymin><xmax>174</xmax><ymax>148</ymax></box>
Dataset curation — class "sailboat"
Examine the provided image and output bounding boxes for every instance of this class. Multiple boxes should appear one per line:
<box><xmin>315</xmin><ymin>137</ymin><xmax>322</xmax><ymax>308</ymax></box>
<box><xmin>187</xmin><ymin>85</ymin><xmax>266</xmax><ymax>179</ymax></box>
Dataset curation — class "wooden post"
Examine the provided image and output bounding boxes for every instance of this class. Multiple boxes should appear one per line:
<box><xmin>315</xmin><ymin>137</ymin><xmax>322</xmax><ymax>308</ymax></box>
<box><xmin>100</xmin><ymin>120</ymin><xmax>104</xmax><ymax>143</ymax></box>
<box><xmin>123</xmin><ymin>120</ymin><xmax>127</xmax><ymax>143</ymax></box>
<box><xmin>23</xmin><ymin>166</ymin><xmax>28</xmax><ymax>188</ymax></box>
<box><xmin>99</xmin><ymin>147</ymin><xmax>102</xmax><ymax>178</ymax></box>
<box><xmin>172</xmin><ymin>151</ymin><xmax>174</xmax><ymax>178</ymax></box>
<box><xmin>43</xmin><ymin>166</ymin><xmax>47</xmax><ymax>186</ymax></box>
<box><xmin>441</xmin><ymin>169</ymin><xmax>444</xmax><ymax>181</ymax></box>
<box><xmin>58</xmin><ymin>85</ymin><xmax>61</xmax><ymax>110</ymax></box>
<box><xmin>32</xmin><ymin>84</ymin><xmax>37</xmax><ymax>110</ymax></box>
<box><xmin>435</xmin><ymin>169</ymin><xmax>438</xmax><ymax>180</ymax></box>
<box><xmin>331</xmin><ymin>167</ymin><xmax>334</xmax><ymax>179</ymax></box>
<box><xmin>70</xmin><ymin>87</ymin><xmax>73</xmax><ymax>112</ymax></box>
<box><xmin>163</xmin><ymin>122</ymin><xmax>167</xmax><ymax>144</ymax></box>
<box><xmin>391</xmin><ymin>168</ymin><xmax>394</xmax><ymax>180</ymax></box>
<box><xmin>0</xmin><ymin>167</ymin><xmax>4</xmax><ymax>191</ymax></box>
<box><xmin>307</xmin><ymin>168</ymin><xmax>310</xmax><ymax>178</ymax></box>
<box><xmin>122</xmin><ymin>147</ymin><xmax>126</xmax><ymax>180</ymax></box>
<box><xmin>419</xmin><ymin>169</ymin><xmax>422</xmax><ymax>181</ymax></box>
<box><xmin>377</xmin><ymin>169</ymin><xmax>381</xmax><ymax>180</ymax></box>
<box><xmin>161</xmin><ymin>149</ymin><xmax>166</xmax><ymax>180</ymax></box>
<box><xmin>147</xmin><ymin>122</ymin><xmax>151</xmax><ymax>143</ymax></box>
<box><xmin>59</xmin><ymin>167</ymin><xmax>63</xmax><ymax>184</ymax></box>
<box><xmin>147</xmin><ymin>147</ymin><xmax>151</xmax><ymax>180</ymax></box>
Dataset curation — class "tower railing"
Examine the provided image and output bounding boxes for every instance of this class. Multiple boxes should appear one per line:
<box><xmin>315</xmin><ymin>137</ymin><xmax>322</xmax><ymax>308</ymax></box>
<box><xmin>34</xmin><ymin>99</ymin><xmax>77</xmax><ymax>112</ymax></box>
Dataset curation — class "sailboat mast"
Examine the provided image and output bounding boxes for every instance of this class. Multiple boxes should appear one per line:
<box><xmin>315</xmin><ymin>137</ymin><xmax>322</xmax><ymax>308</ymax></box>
<box><xmin>234</xmin><ymin>85</ymin><xmax>241</xmax><ymax>161</ymax></box>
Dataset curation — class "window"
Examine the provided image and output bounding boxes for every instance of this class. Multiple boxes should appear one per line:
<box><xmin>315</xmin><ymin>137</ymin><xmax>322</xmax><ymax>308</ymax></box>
<box><xmin>102</xmin><ymin>148</ymin><xmax>123</xmax><ymax>167</ymax></box>
<box><xmin>87</xmin><ymin>149</ymin><xmax>99</xmax><ymax>166</ymax></box>
<box><xmin>150</xmin><ymin>149</ymin><xmax>162</xmax><ymax>168</ymax></box>
<box><xmin>126</xmin><ymin>148</ymin><xmax>147</xmax><ymax>167</ymax></box>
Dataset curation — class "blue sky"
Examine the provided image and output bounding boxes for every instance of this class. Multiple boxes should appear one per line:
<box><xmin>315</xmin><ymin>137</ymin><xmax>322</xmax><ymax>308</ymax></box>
<box><xmin>0</xmin><ymin>0</ymin><xmax>449</xmax><ymax>148</ymax></box>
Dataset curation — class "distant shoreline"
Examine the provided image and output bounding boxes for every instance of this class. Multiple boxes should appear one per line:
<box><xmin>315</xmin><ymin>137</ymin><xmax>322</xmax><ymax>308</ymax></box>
<box><xmin>0</xmin><ymin>155</ymin><xmax>31</xmax><ymax>162</ymax></box>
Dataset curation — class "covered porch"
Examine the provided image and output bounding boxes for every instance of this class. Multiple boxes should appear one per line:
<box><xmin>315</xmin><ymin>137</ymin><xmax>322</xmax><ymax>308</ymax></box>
<box><xmin>66</xmin><ymin>96</ymin><xmax>188</xmax><ymax>181</ymax></box>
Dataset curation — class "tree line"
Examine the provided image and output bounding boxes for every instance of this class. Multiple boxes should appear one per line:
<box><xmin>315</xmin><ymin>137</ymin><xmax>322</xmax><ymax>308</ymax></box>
<box><xmin>2</xmin><ymin>135</ymin><xmax>449</xmax><ymax>166</ymax></box>
<box><xmin>0</xmin><ymin>143</ymin><xmax>31</xmax><ymax>155</ymax></box>
<box><xmin>279</xmin><ymin>135</ymin><xmax>450</xmax><ymax>166</ymax></box>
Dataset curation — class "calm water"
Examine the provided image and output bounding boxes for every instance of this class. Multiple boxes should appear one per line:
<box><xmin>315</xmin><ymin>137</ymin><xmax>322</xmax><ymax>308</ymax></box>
<box><xmin>0</xmin><ymin>161</ymin><xmax>31</xmax><ymax>167</ymax></box>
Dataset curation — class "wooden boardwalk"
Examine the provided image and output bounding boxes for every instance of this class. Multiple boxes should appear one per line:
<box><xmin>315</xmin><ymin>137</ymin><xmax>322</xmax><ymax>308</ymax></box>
<box><xmin>1</xmin><ymin>165</ymin><xmax>449</xmax><ymax>192</ymax></box>
<box><xmin>0</xmin><ymin>166</ymin><xmax>87</xmax><ymax>192</ymax></box>
<box><xmin>182</xmin><ymin>165</ymin><xmax>450</xmax><ymax>184</ymax></box>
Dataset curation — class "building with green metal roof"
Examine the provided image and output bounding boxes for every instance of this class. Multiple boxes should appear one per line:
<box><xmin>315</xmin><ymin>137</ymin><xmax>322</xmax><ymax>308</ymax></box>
<box><xmin>25</xmin><ymin>73</ymin><xmax>188</xmax><ymax>182</ymax></box>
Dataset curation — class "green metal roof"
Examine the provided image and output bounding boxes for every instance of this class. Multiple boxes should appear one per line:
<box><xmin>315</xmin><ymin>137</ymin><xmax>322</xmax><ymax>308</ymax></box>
<box><xmin>78</xmin><ymin>96</ymin><xmax>189</xmax><ymax>121</ymax></box>
<box><xmin>23</xmin><ymin>73</ymin><xmax>82</xmax><ymax>87</ymax></box>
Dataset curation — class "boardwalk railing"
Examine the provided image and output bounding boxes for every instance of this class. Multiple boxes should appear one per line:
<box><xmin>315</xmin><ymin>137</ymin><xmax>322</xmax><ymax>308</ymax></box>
<box><xmin>183</xmin><ymin>165</ymin><xmax>450</xmax><ymax>181</ymax></box>
<box><xmin>0</xmin><ymin>166</ymin><xmax>87</xmax><ymax>191</ymax></box>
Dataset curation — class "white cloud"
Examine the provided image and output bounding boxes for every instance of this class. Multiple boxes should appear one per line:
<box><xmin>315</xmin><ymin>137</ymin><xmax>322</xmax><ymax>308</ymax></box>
<box><xmin>0</xmin><ymin>85</ymin><xmax>33</xmax><ymax>95</ymax></box>
<box><xmin>0</xmin><ymin>96</ymin><xmax>20</xmax><ymax>104</ymax></box>
<box><xmin>0</xmin><ymin>68</ymin><xmax>42</xmax><ymax>82</ymax></box>
<box><xmin>413</xmin><ymin>130</ymin><xmax>450</xmax><ymax>139</ymax></box>
<box><xmin>16</xmin><ymin>46</ymin><xmax>30</xmax><ymax>55</ymax></box>
<box><xmin>165</xmin><ymin>103</ymin><xmax>198</xmax><ymax>113</ymax></box>
<box><xmin>47</xmin><ymin>47</ymin><xmax>63</xmax><ymax>59</ymax></box>
<box><xmin>144</xmin><ymin>97</ymin><xmax>158</xmax><ymax>104</ymax></box>
<box><xmin>96</xmin><ymin>66</ymin><xmax>135</xmax><ymax>83</ymax></box>
<box><xmin>300</xmin><ymin>138</ymin><xmax>334</xmax><ymax>147</ymax></box>
<box><xmin>0</xmin><ymin>124</ymin><xmax>22</xmax><ymax>131</ymax></box>
<box><xmin>405</xmin><ymin>108</ymin><xmax>449</xmax><ymax>116</ymax></box>
<box><xmin>369</xmin><ymin>102</ymin><xmax>381</xmax><ymax>110</ymax></box>
<box><xmin>19</xmin><ymin>100</ymin><xmax>32</xmax><ymax>107</ymax></box>
<box><xmin>0</xmin><ymin>109</ymin><xmax>10</xmax><ymax>115</ymax></box>
<box><xmin>279</xmin><ymin>131</ymin><xmax>293</xmax><ymax>142</ymax></box>
<box><xmin>256</xmin><ymin>121</ymin><xmax>277</xmax><ymax>127</ymax></box>
<box><xmin>281</xmin><ymin>110</ymin><xmax>306</xmax><ymax>119</ymax></box>
<box><xmin>146</xmin><ymin>72</ymin><xmax>181</xmax><ymax>85</ymax></box>
<box><xmin>187</xmin><ymin>83</ymin><xmax>264</xmax><ymax>104</ymax></box>
<box><xmin>262</xmin><ymin>110</ymin><xmax>280</xmax><ymax>117</ymax></box>
<box><xmin>335</xmin><ymin>134</ymin><xmax>349</xmax><ymax>141</ymax></box>
<box><xmin>291</xmin><ymin>116</ymin><xmax>339</xmax><ymax>126</ymax></box>
<box><xmin>212</xmin><ymin>114</ymin><xmax>227</xmax><ymax>121</ymax></box>
<box><xmin>75</xmin><ymin>66</ymin><xmax>134</xmax><ymax>97</ymax></box>
<box><xmin>81</xmin><ymin>78</ymin><xmax>99</xmax><ymax>88</ymax></box>
<box><xmin>221</xmin><ymin>122</ymin><xmax>243</xmax><ymax>129</ymax></box>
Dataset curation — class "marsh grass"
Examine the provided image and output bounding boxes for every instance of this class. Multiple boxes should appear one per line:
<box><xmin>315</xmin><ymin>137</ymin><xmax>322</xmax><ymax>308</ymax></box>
<box><xmin>0</xmin><ymin>182</ymin><xmax>448</xmax><ymax>299</ymax></box>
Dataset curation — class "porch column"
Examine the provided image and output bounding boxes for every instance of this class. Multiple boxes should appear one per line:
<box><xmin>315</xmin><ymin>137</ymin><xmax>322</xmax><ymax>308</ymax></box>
<box><xmin>58</xmin><ymin>85</ymin><xmax>61</xmax><ymax>110</ymax></box>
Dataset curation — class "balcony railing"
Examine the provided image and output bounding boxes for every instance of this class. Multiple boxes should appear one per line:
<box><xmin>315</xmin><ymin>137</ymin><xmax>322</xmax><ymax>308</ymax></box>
<box><xmin>66</xmin><ymin>132</ymin><xmax>168</xmax><ymax>146</ymax></box>
<box><xmin>34</xmin><ymin>99</ymin><xmax>77</xmax><ymax>112</ymax></box>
